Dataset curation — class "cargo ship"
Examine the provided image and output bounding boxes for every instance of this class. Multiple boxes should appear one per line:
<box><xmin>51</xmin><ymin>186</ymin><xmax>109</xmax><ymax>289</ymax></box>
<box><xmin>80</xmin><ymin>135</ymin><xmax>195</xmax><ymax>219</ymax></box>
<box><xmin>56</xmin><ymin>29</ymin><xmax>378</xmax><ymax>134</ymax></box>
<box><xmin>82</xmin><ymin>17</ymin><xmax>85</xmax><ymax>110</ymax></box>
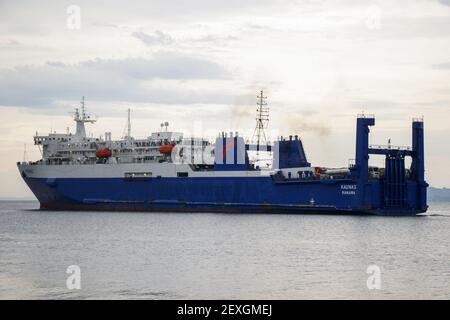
<box><xmin>17</xmin><ymin>93</ymin><xmax>428</xmax><ymax>215</ymax></box>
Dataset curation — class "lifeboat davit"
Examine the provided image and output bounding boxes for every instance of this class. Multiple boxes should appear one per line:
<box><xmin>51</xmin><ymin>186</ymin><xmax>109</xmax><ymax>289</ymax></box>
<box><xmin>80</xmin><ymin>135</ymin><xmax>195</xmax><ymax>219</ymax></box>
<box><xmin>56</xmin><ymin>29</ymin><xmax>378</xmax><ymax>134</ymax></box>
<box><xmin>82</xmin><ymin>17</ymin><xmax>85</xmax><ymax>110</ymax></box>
<box><xmin>95</xmin><ymin>147</ymin><xmax>112</xmax><ymax>158</ymax></box>
<box><xmin>159</xmin><ymin>144</ymin><xmax>175</xmax><ymax>155</ymax></box>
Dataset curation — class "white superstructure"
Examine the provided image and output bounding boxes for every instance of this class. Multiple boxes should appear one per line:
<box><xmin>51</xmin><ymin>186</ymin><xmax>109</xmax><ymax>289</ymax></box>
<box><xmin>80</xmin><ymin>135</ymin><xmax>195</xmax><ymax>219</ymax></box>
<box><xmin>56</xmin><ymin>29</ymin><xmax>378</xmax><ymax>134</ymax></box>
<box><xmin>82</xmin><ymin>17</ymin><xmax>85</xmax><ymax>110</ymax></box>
<box><xmin>32</xmin><ymin>98</ymin><xmax>211</xmax><ymax>166</ymax></box>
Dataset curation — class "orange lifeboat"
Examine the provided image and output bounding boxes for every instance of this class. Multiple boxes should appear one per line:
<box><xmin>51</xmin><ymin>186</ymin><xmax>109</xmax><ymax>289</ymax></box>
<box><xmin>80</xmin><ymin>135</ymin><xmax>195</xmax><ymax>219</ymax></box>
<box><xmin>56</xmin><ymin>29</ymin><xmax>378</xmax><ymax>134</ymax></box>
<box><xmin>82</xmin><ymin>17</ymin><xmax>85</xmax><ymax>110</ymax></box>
<box><xmin>314</xmin><ymin>166</ymin><xmax>322</xmax><ymax>177</ymax></box>
<box><xmin>159</xmin><ymin>144</ymin><xmax>175</xmax><ymax>155</ymax></box>
<box><xmin>95</xmin><ymin>147</ymin><xmax>112</xmax><ymax>158</ymax></box>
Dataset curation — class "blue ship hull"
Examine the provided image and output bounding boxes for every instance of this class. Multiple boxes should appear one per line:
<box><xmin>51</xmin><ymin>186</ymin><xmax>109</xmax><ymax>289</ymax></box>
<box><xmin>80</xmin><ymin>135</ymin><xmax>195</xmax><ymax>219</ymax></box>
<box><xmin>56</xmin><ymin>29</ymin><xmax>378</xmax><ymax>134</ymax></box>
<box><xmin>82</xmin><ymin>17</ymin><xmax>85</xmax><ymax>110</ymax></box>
<box><xmin>23</xmin><ymin>176</ymin><xmax>427</xmax><ymax>216</ymax></box>
<box><xmin>18</xmin><ymin>115</ymin><xmax>428</xmax><ymax>216</ymax></box>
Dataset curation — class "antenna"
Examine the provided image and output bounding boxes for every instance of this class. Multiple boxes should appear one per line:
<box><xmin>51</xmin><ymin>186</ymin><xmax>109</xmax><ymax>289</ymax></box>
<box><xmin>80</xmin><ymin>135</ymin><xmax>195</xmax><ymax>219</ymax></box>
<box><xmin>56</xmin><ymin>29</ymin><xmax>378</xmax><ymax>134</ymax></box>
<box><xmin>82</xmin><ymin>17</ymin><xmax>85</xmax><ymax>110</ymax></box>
<box><xmin>127</xmin><ymin>108</ymin><xmax>131</xmax><ymax>138</ymax></box>
<box><xmin>81</xmin><ymin>96</ymin><xmax>86</xmax><ymax>119</ymax></box>
<box><xmin>23</xmin><ymin>143</ymin><xmax>27</xmax><ymax>162</ymax></box>
<box><xmin>122</xmin><ymin>108</ymin><xmax>132</xmax><ymax>140</ymax></box>
<box><xmin>252</xmin><ymin>89</ymin><xmax>269</xmax><ymax>148</ymax></box>
<box><xmin>74</xmin><ymin>96</ymin><xmax>96</xmax><ymax>122</ymax></box>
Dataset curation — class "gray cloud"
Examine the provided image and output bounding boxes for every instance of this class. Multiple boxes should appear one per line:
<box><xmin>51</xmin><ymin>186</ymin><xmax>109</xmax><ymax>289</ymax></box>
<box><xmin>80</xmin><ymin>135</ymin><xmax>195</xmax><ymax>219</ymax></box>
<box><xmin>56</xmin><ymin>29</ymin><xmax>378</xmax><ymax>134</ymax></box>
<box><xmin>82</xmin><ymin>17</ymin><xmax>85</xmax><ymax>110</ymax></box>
<box><xmin>91</xmin><ymin>22</ymin><xmax>121</xmax><ymax>29</ymax></box>
<box><xmin>349</xmin><ymin>99</ymin><xmax>403</xmax><ymax>110</ymax></box>
<box><xmin>0</xmin><ymin>52</ymin><xmax>230</xmax><ymax>107</ymax></box>
<box><xmin>0</xmin><ymin>0</ymin><xmax>295</xmax><ymax>36</ymax></box>
<box><xmin>132</xmin><ymin>30</ymin><xmax>174</xmax><ymax>46</ymax></box>
<box><xmin>432</xmin><ymin>62</ymin><xmax>450</xmax><ymax>70</ymax></box>
<box><xmin>0</xmin><ymin>39</ymin><xmax>20</xmax><ymax>47</ymax></box>
<box><xmin>193</xmin><ymin>34</ymin><xmax>239</xmax><ymax>44</ymax></box>
<box><xmin>285</xmin><ymin>115</ymin><xmax>331</xmax><ymax>137</ymax></box>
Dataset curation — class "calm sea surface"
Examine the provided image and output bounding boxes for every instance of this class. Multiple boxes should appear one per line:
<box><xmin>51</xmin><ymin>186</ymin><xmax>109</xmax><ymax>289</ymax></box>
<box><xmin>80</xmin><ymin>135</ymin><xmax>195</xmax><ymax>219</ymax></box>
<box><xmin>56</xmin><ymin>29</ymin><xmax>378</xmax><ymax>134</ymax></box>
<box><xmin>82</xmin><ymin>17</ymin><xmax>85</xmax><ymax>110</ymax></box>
<box><xmin>0</xmin><ymin>200</ymin><xmax>449</xmax><ymax>299</ymax></box>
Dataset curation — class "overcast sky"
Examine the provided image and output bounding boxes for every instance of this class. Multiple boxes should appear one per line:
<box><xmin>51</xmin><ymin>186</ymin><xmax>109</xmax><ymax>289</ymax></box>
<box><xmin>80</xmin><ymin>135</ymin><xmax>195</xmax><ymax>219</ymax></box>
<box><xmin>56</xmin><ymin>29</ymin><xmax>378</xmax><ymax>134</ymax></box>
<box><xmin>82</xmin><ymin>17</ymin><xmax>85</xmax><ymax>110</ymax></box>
<box><xmin>1</xmin><ymin>0</ymin><xmax>450</xmax><ymax>197</ymax></box>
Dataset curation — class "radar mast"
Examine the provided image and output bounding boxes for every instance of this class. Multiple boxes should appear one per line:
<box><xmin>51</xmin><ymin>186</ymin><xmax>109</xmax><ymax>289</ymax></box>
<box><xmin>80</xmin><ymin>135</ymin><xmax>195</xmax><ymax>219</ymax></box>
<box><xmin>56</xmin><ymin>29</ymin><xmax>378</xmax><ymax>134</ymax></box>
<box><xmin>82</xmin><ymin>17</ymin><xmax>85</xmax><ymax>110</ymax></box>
<box><xmin>252</xmin><ymin>90</ymin><xmax>269</xmax><ymax>157</ymax></box>
<box><xmin>74</xmin><ymin>96</ymin><xmax>96</xmax><ymax>138</ymax></box>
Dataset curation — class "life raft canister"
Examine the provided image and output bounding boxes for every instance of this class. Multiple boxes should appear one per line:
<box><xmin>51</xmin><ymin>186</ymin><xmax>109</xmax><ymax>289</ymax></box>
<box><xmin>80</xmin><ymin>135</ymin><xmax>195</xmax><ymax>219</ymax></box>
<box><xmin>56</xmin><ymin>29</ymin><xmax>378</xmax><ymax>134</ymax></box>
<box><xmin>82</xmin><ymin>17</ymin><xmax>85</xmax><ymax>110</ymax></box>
<box><xmin>314</xmin><ymin>166</ymin><xmax>322</xmax><ymax>176</ymax></box>
<box><xmin>159</xmin><ymin>144</ymin><xmax>175</xmax><ymax>155</ymax></box>
<box><xmin>95</xmin><ymin>147</ymin><xmax>112</xmax><ymax>158</ymax></box>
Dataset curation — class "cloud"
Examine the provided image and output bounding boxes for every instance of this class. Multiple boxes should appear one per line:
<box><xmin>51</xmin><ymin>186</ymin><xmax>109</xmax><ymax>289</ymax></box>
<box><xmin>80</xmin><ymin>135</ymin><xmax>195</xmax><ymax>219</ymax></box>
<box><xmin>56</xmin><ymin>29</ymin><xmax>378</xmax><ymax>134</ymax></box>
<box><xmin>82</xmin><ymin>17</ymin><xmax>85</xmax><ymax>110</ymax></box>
<box><xmin>90</xmin><ymin>22</ymin><xmax>121</xmax><ymax>29</ymax></box>
<box><xmin>0</xmin><ymin>0</ymin><xmax>295</xmax><ymax>36</ymax></box>
<box><xmin>432</xmin><ymin>62</ymin><xmax>450</xmax><ymax>70</ymax></box>
<box><xmin>349</xmin><ymin>99</ymin><xmax>402</xmax><ymax>110</ymax></box>
<box><xmin>285</xmin><ymin>115</ymin><xmax>331</xmax><ymax>137</ymax></box>
<box><xmin>0</xmin><ymin>38</ymin><xmax>20</xmax><ymax>46</ymax></box>
<box><xmin>0</xmin><ymin>52</ymin><xmax>230</xmax><ymax>107</ymax></box>
<box><xmin>132</xmin><ymin>30</ymin><xmax>174</xmax><ymax>46</ymax></box>
<box><xmin>192</xmin><ymin>34</ymin><xmax>239</xmax><ymax>44</ymax></box>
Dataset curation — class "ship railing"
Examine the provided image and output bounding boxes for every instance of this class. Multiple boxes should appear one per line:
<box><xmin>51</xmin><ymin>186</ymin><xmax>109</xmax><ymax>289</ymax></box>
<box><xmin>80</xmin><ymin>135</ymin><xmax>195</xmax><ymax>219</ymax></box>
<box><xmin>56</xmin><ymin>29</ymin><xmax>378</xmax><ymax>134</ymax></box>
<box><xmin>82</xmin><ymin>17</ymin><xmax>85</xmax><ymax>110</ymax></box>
<box><xmin>357</xmin><ymin>113</ymin><xmax>375</xmax><ymax>119</ymax></box>
<box><xmin>19</xmin><ymin>160</ymin><xmax>42</xmax><ymax>165</ymax></box>
<box><xmin>369</xmin><ymin>144</ymin><xmax>412</xmax><ymax>151</ymax></box>
<box><xmin>276</xmin><ymin>174</ymin><xmax>352</xmax><ymax>182</ymax></box>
